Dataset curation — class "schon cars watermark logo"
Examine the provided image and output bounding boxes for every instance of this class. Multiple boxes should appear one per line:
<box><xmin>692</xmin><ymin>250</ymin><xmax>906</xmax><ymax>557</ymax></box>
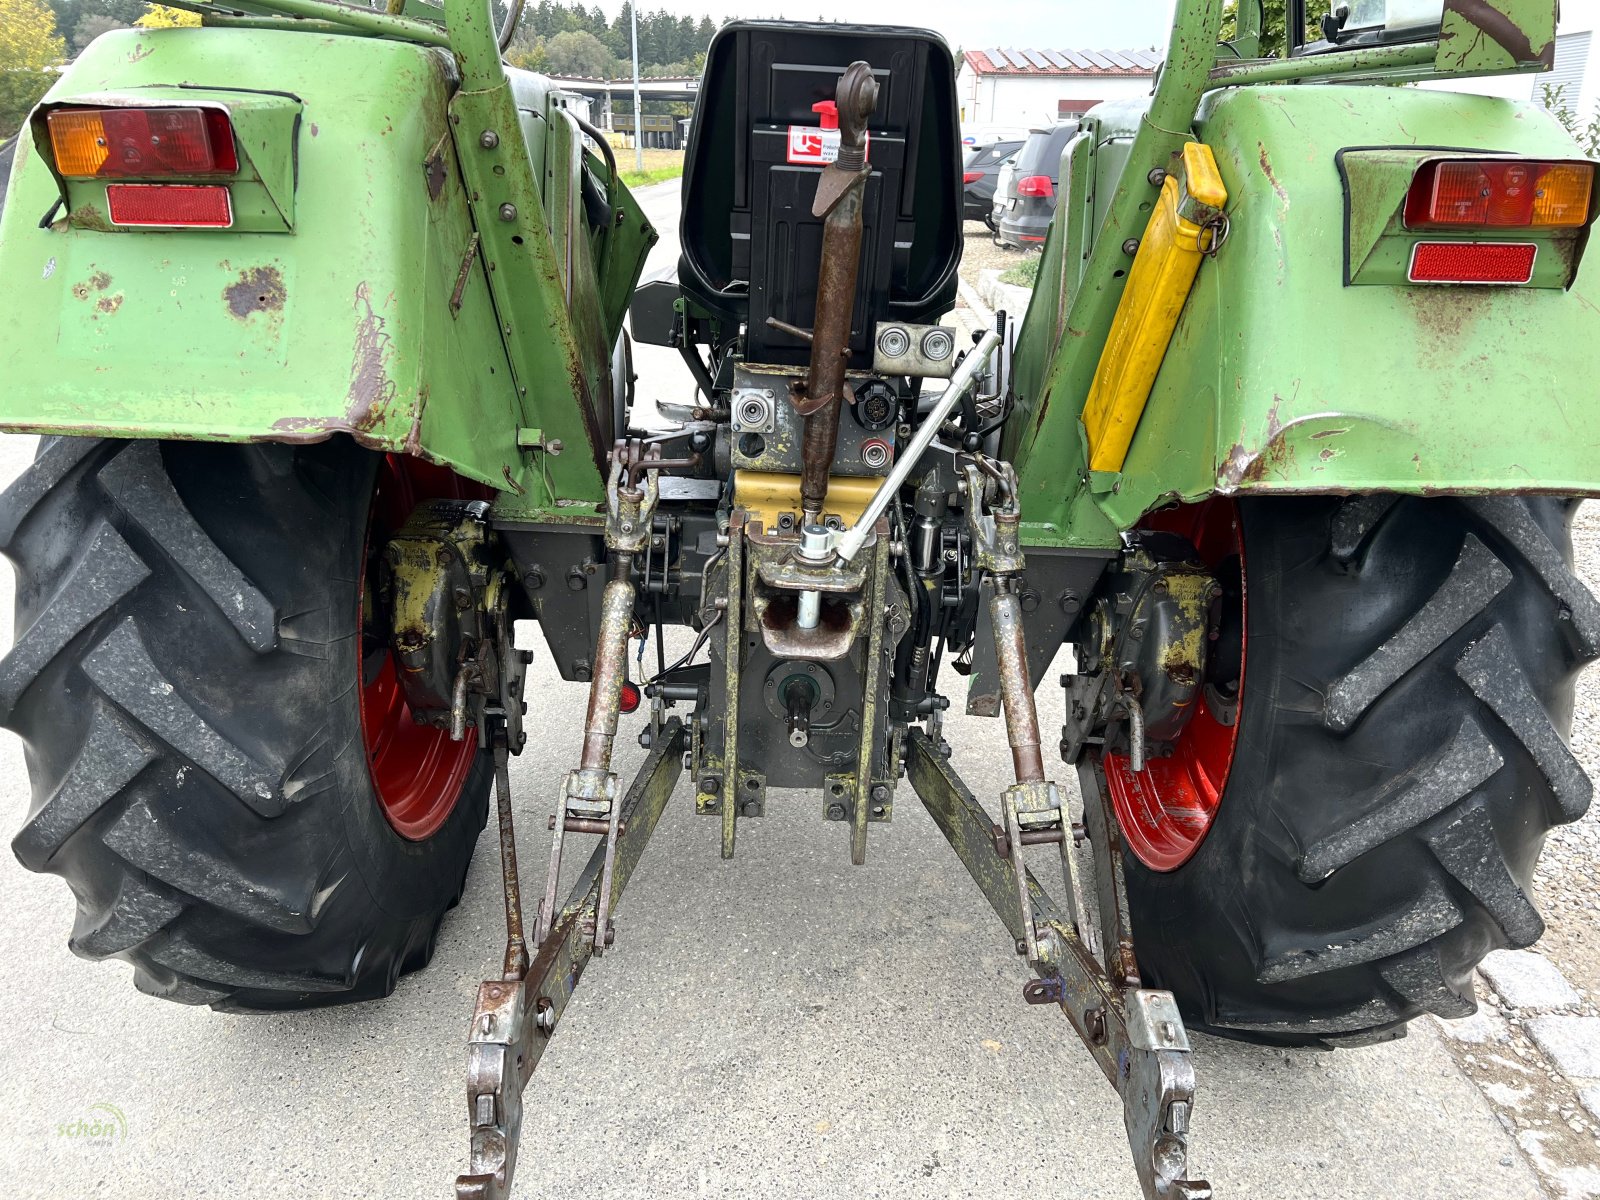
<box><xmin>57</xmin><ymin>1102</ymin><xmax>128</xmax><ymax>1145</ymax></box>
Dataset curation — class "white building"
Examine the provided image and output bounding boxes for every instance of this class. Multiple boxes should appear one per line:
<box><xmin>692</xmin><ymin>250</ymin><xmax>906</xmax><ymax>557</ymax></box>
<box><xmin>957</xmin><ymin>48</ymin><xmax>1159</xmax><ymax>132</ymax></box>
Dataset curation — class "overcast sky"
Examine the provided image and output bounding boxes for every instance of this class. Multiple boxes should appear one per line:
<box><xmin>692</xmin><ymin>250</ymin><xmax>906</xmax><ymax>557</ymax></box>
<box><xmin>688</xmin><ymin>1</ymin><xmax>1180</xmax><ymax>52</ymax></box>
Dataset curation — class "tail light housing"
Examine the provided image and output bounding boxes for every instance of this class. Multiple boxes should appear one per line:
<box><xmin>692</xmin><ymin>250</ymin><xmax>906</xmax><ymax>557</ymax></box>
<box><xmin>1016</xmin><ymin>174</ymin><xmax>1055</xmax><ymax>199</ymax></box>
<box><xmin>47</xmin><ymin>106</ymin><xmax>238</xmax><ymax>179</ymax></box>
<box><xmin>962</xmin><ymin>170</ymin><xmax>983</xmax><ymax>184</ymax></box>
<box><xmin>1404</xmin><ymin>158</ymin><xmax>1593</xmax><ymax>230</ymax></box>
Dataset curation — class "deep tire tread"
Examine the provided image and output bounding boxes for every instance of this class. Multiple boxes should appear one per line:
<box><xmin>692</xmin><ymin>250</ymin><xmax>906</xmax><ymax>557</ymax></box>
<box><xmin>1126</xmin><ymin>495</ymin><xmax>1595</xmax><ymax>1046</ymax></box>
<box><xmin>0</xmin><ymin>438</ymin><xmax>490</xmax><ymax>1011</ymax></box>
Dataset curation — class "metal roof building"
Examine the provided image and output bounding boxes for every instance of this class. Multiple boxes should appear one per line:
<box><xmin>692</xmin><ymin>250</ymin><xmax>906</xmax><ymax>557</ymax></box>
<box><xmin>957</xmin><ymin>48</ymin><xmax>1160</xmax><ymax>131</ymax></box>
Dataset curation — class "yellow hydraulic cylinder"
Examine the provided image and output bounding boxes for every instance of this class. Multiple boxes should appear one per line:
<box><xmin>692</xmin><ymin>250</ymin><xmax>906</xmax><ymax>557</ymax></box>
<box><xmin>1083</xmin><ymin>142</ymin><xmax>1228</xmax><ymax>474</ymax></box>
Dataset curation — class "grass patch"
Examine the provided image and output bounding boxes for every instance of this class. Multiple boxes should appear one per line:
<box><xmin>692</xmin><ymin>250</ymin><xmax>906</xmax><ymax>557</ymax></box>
<box><xmin>619</xmin><ymin>163</ymin><xmax>684</xmax><ymax>188</ymax></box>
<box><xmin>613</xmin><ymin>147</ymin><xmax>684</xmax><ymax>190</ymax></box>
<box><xmin>1000</xmin><ymin>256</ymin><xmax>1040</xmax><ymax>289</ymax></box>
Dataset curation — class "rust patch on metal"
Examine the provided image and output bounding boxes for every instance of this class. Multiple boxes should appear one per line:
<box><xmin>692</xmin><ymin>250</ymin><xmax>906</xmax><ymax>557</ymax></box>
<box><xmin>223</xmin><ymin>266</ymin><xmax>286</xmax><ymax>319</ymax></box>
<box><xmin>346</xmin><ymin>281</ymin><xmax>399</xmax><ymax>432</ymax></box>
<box><xmin>1257</xmin><ymin>143</ymin><xmax>1287</xmax><ymax>205</ymax></box>
<box><xmin>310</xmin><ymin>122</ymin><xmax>320</xmax><ymax>138</ymax></box>
<box><xmin>59</xmin><ymin>206</ymin><xmax>112</xmax><ymax>233</ymax></box>
<box><xmin>1441</xmin><ymin>0</ymin><xmax>1550</xmax><ymax>65</ymax></box>
<box><xmin>71</xmin><ymin>270</ymin><xmax>112</xmax><ymax>301</ymax></box>
<box><xmin>1220</xmin><ymin>393</ymin><xmax>1291</xmax><ymax>488</ymax></box>
<box><xmin>424</xmin><ymin>131</ymin><xmax>450</xmax><ymax>201</ymax></box>
<box><xmin>128</xmin><ymin>42</ymin><xmax>154</xmax><ymax>63</ymax></box>
<box><xmin>94</xmin><ymin>293</ymin><xmax>123</xmax><ymax>315</ymax></box>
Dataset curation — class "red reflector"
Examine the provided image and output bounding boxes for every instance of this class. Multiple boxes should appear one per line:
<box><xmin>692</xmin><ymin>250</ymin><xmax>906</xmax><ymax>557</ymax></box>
<box><xmin>48</xmin><ymin>106</ymin><xmax>238</xmax><ymax>179</ymax></box>
<box><xmin>1016</xmin><ymin>174</ymin><xmax>1054</xmax><ymax>198</ymax></box>
<box><xmin>619</xmin><ymin>680</ymin><xmax>641</xmax><ymax>714</ymax></box>
<box><xmin>1408</xmin><ymin>241</ymin><xmax>1536</xmax><ymax>284</ymax></box>
<box><xmin>962</xmin><ymin>170</ymin><xmax>983</xmax><ymax>184</ymax></box>
<box><xmin>106</xmin><ymin>184</ymin><xmax>234</xmax><ymax>228</ymax></box>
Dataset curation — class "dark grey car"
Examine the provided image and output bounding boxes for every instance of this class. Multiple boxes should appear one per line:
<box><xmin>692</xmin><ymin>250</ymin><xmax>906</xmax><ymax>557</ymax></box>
<box><xmin>996</xmin><ymin>123</ymin><xmax>1078</xmax><ymax>249</ymax></box>
<box><xmin>962</xmin><ymin>139</ymin><xmax>1023</xmax><ymax>227</ymax></box>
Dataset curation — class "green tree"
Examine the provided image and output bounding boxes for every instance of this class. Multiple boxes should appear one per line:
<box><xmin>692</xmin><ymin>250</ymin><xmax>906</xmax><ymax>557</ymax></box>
<box><xmin>1221</xmin><ymin>0</ymin><xmax>1333</xmax><ymax>56</ymax></box>
<box><xmin>506</xmin><ymin>41</ymin><xmax>550</xmax><ymax>72</ymax></box>
<box><xmin>1</xmin><ymin>0</ymin><xmax>67</xmax><ymax>138</ymax></box>
<box><xmin>72</xmin><ymin>11</ymin><xmax>127</xmax><ymax>49</ymax></box>
<box><xmin>545</xmin><ymin>28</ymin><xmax>612</xmax><ymax>76</ymax></box>
<box><xmin>136</xmin><ymin>4</ymin><xmax>201</xmax><ymax>26</ymax></box>
<box><xmin>1539</xmin><ymin>82</ymin><xmax>1600</xmax><ymax>159</ymax></box>
<box><xmin>605</xmin><ymin>1</ymin><xmax>632</xmax><ymax>58</ymax></box>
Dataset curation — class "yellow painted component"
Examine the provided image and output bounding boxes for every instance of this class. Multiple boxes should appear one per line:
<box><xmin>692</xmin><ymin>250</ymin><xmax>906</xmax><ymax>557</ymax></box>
<box><xmin>733</xmin><ymin>471</ymin><xmax>877</xmax><ymax>530</ymax></box>
<box><xmin>1083</xmin><ymin>142</ymin><xmax>1227</xmax><ymax>474</ymax></box>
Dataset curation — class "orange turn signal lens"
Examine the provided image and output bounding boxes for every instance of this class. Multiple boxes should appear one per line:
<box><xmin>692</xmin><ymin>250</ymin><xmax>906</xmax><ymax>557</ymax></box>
<box><xmin>46</xmin><ymin>109</ymin><xmax>111</xmax><ymax>177</ymax></box>
<box><xmin>1531</xmin><ymin>163</ymin><xmax>1593</xmax><ymax>228</ymax></box>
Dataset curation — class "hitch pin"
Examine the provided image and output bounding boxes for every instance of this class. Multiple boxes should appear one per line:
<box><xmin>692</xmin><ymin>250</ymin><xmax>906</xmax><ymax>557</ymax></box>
<box><xmin>834</xmin><ymin>329</ymin><xmax>1000</xmax><ymax>563</ymax></box>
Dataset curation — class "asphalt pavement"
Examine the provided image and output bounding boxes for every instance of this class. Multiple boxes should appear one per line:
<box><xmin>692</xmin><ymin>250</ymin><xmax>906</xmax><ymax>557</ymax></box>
<box><xmin>0</xmin><ymin>178</ymin><xmax>1571</xmax><ymax>1198</ymax></box>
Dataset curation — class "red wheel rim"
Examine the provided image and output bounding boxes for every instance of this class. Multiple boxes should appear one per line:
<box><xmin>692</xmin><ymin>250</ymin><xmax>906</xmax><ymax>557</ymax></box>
<box><xmin>359</xmin><ymin>455</ymin><xmax>485</xmax><ymax>841</ymax></box>
<box><xmin>1104</xmin><ymin>499</ymin><xmax>1245</xmax><ymax>872</ymax></box>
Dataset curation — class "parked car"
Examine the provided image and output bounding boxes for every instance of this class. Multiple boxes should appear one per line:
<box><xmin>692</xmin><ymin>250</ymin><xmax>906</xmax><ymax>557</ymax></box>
<box><xmin>961</xmin><ymin>138</ymin><xmax>1023</xmax><ymax>227</ymax></box>
<box><xmin>990</xmin><ymin>151</ymin><xmax>1018</xmax><ymax>242</ymax></box>
<box><xmin>996</xmin><ymin>122</ymin><xmax>1079</xmax><ymax>249</ymax></box>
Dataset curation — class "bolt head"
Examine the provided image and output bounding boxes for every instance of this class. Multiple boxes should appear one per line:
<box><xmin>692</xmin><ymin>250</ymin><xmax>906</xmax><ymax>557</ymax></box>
<box><xmin>1147</xmin><ymin>167</ymin><xmax>1167</xmax><ymax>187</ymax></box>
<box><xmin>499</xmin><ymin>202</ymin><xmax>518</xmax><ymax>222</ymax></box>
<box><xmin>479</xmin><ymin>130</ymin><xmax>500</xmax><ymax>149</ymax></box>
<box><xmin>700</xmin><ymin>776</ymin><xmax>721</xmax><ymax>794</ymax></box>
<box><xmin>741</xmin><ymin>800</ymin><xmax>760</xmax><ymax>817</ymax></box>
<box><xmin>1122</xmin><ymin>237</ymin><xmax>1141</xmax><ymax>256</ymax></box>
<box><xmin>523</xmin><ymin>568</ymin><xmax>546</xmax><ymax>590</ymax></box>
<box><xmin>825</xmin><ymin>803</ymin><xmax>845</xmax><ymax>821</ymax></box>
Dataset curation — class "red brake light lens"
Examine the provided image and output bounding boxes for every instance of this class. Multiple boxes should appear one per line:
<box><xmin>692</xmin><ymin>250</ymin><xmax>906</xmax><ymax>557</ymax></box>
<box><xmin>962</xmin><ymin>170</ymin><xmax>983</xmax><ymax>184</ymax></box>
<box><xmin>48</xmin><ymin>107</ymin><xmax>238</xmax><ymax>179</ymax></box>
<box><xmin>619</xmin><ymin>680</ymin><xmax>641</xmax><ymax>715</ymax></box>
<box><xmin>1404</xmin><ymin>159</ymin><xmax>1593</xmax><ymax>229</ymax></box>
<box><xmin>1408</xmin><ymin>241</ymin><xmax>1537</xmax><ymax>285</ymax></box>
<box><xmin>1016</xmin><ymin>174</ymin><xmax>1055</xmax><ymax>199</ymax></box>
<box><xmin>106</xmin><ymin>184</ymin><xmax>234</xmax><ymax>228</ymax></box>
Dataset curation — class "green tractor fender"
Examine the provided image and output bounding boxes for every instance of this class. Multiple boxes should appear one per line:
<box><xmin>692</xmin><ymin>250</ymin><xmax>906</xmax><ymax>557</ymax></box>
<box><xmin>1106</xmin><ymin>85</ymin><xmax>1600</xmax><ymax>530</ymax></box>
<box><xmin>0</xmin><ymin>26</ymin><xmax>653</xmax><ymax>505</ymax></box>
<box><xmin>1006</xmin><ymin>5</ymin><xmax>1599</xmax><ymax>546</ymax></box>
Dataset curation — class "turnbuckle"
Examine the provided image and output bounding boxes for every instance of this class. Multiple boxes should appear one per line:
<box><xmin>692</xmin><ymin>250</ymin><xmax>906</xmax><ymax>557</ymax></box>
<box><xmin>533</xmin><ymin>452</ymin><xmax>657</xmax><ymax>955</ymax></box>
<box><xmin>967</xmin><ymin>455</ymin><xmax>1097</xmax><ymax>964</ymax></box>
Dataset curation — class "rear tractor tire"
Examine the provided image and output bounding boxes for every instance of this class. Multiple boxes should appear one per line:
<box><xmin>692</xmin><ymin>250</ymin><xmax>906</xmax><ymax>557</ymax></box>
<box><xmin>0</xmin><ymin>437</ymin><xmax>491</xmax><ymax>1011</ymax></box>
<box><xmin>1109</xmin><ymin>496</ymin><xmax>1596</xmax><ymax>1047</ymax></box>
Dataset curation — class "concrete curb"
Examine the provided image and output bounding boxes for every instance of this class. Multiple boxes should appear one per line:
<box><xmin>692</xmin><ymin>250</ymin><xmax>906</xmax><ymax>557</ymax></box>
<box><xmin>1435</xmin><ymin>948</ymin><xmax>1600</xmax><ymax>1193</ymax></box>
<box><xmin>977</xmin><ymin>267</ymin><xmax>1034</xmax><ymax>324</ymax></box>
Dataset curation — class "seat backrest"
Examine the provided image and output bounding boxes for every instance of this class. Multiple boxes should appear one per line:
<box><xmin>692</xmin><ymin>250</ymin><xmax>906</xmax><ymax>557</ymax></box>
<box><xmin>678</xmin><ymin>21</ymin><xmax>962</xmax><ymax>369</ymax></box>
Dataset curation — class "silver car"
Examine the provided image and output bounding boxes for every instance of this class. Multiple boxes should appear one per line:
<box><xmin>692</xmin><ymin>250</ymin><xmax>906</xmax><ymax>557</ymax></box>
<box><xmin>990</xmin><ymin>151</ymin><xmax>1019</xmax><ymax>245</ymax></box>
